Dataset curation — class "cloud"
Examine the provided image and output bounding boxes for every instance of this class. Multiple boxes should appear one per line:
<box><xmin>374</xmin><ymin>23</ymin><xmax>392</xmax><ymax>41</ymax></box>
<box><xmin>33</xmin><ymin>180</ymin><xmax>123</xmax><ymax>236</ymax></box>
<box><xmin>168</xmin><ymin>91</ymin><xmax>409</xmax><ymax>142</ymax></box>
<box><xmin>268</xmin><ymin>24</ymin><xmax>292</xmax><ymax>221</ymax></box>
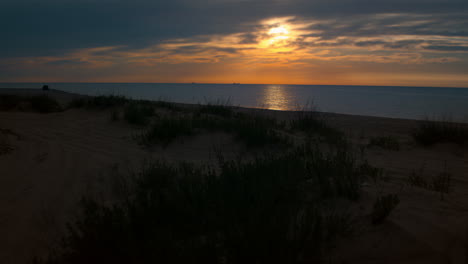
<box><xmin>2</xmin><ymin>0</ymin><xmax>468</xmax><ymax>58</ymax></box>
<box><xmin>424</xmin><ymin>45</ymin><xmax>468</xmax><ymax>52</ymax></box>
<box><xmin>1</xmin><ymin>0</ymin><xmax>468</xmax><ymax>86</ymax></box>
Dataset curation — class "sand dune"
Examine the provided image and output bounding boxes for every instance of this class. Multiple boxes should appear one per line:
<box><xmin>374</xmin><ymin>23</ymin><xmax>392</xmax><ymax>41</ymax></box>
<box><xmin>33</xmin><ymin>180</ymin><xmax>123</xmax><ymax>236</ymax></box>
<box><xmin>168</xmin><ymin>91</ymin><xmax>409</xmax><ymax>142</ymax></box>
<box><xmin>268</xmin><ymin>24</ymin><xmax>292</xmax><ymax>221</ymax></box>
<box><xmin>1</xmin><ymin>89</ymin><xmax>468</xmax><ymax>263</ymax></box>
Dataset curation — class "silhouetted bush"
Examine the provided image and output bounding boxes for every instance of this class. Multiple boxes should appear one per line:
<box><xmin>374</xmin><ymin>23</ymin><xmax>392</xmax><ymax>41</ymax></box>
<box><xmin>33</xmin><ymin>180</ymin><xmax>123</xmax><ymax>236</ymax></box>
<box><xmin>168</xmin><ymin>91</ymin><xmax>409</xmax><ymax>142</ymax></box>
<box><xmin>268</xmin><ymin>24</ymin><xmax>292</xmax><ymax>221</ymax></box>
<box><xmin>199</xmin><ymin>101</ymin><xmax>233</xmax><ymax>117</ymax></box>
<box><xmin>138</xmin><ymin>114</ymin><xmax>287</xmax><ymax>148</ymax></box>
<box><xmin>123</xmin><ymin>103</ymin><xmax>154</xmax><ymax>126</ymax></box>
<box><xmin>87</xmin><ymin>95</ymin><xmax>129</xmax><ymax>109</ymax></box>
<box><xmin>232</xmin><ymin>116</ymin><xmax>286</xmax><ymax>148</ymax></box>
<box><xmin>29</xmin><ymin>95</ymin><xmax>62</xmax><ymax>113</ymax></box>
<box><xmin>413</xmin><ymin>119</ymin><xmax>468</xmax><ymax>146</ymax></box>
<box><xmin>407</xmin><ymin>165</ymin><xmax>452</xmax><ymax>200</ymax></box>
<box><xmin>0</xmin><ymin>94</ymin><xmax>61</xmax><ymax>113</ymax></box>
<box><xmin>289</xmin><ymin>112</ymin><xmax>344</xmax><ymax>144</ymax></box>
<box><xmin>152</xmin><ymin>100</ymin><xmax>183</xmax><ymax>112</ymax></box>
<box><xmin>36</xmin><ymin>142</ymin><xmax>377</xmax><ymax>264</ymax></box>
<box><xmin>0</xmin><ymin>95</ymin><xmax>23</xmax><ymax>110</ymax></box>
<box><xmin>138</xmin><ymin>117</ymin><xmax>194</xmax><ymax>146</ymax></box>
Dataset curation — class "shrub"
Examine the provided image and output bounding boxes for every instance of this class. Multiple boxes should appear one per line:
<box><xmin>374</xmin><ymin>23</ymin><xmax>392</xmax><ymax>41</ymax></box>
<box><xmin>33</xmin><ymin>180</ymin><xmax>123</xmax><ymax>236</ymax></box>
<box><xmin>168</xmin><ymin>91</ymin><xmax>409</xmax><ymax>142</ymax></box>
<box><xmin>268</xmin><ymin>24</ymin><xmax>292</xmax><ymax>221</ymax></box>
<box><xmin>0</xmin><ymin>95</ymin><xmax>62</xmax><ymax>113</ymax></box>
<box><xmin>407</xmin><ymin>165</ymin><xmax>452</xmax><ymax>200</ymax></box>
<box><xmin>413</xmin><ymin>119</ymin><xmax>468</xmax><ymax>146</ymax></box>
<box><xmin>199</xmin><ymin>100</ymin><xmax>233</xmax><ymax>117</ymax></box>
<box><xmin>29</xmin><ymin>95</ymin><xmax>62</xmax><ymax>113</ymax></box>
<box><xmin>0</xmin><ymin>95</ymin><xmax>23</xmax><ymax>110</ymax></box>
<box><xmin>371</xmin><ymin>194</ymin><xmax>400</xmax><ymax>225</ymax></box>
<box><xmin>432</xmin><ymin>171</ymin><xmax>451</xmax><ymax>195</ymax></box>
<box><xmin>87</xmin><ymin>95</ymin><xmax>128</xmax><ymax>109</ymax></box>
<box><xmin>152</xmin><ymin>100</ymin><xmax>183</xmax><ymax>112</ymax></box>
<box><xmin>290</xmin><ymin>112</ymin><xmax>344</xmax><ymax>145</ymax></box>
<box><xmin>231</xmin><ymin>116</ymin><xmax>286</xmax><ymax>148</ymax></box>
<box><xmin>408</xmin><ymin>167</ymin><xmax>428</xmax><ymax>189</ymax></box>
<box><xmin>138</xmin><ymin>114</ymin><xmax>287</xmax><ymax>148</ymax></box>
<box><xmin>36</xmin><ymin>142</ymin><xmax>371</xmax><ymax>264</ymax></box>
<box><xmin>138</xmin><ymin>116</ymin><xmax>195</xmax><ymax>146</ymax></box>
<box><xmin>368</xmin><ymin>136</ymin><xmax>400</xmax><ymax>151</ymax></box>
<box><xmin>123</xmin><ymin>103</ymin><xmax>154</xmax><ymax>126</ymax></box>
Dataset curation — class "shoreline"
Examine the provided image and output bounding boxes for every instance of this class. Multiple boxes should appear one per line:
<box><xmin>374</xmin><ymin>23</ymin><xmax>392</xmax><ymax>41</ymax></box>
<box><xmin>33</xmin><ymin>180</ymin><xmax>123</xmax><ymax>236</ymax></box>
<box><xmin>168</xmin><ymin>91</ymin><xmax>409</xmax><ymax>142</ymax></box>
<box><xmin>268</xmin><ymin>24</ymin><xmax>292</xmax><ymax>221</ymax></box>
<box><xmin>0</xmin><ymin>87</ymin><xmax>430</xmax><ymax>124</ymax></box>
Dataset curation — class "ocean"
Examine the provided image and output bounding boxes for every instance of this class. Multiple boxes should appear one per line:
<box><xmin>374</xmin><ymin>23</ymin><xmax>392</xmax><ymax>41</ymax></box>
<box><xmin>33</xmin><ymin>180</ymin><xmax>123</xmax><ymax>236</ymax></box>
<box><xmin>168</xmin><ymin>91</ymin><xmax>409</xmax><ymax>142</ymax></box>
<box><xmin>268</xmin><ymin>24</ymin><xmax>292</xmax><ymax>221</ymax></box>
<box><xmin>2</xmin><ymin>83</ymin><xmax>468</xmax><ymax>121</ymax></box>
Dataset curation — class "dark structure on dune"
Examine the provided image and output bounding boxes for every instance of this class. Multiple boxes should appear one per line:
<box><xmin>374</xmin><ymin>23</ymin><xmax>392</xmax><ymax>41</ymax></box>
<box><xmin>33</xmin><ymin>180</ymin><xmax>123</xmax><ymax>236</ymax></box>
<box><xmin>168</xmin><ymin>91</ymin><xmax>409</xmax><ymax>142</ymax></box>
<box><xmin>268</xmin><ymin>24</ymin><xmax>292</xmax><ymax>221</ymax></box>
<box><xmin>42</xmin><ymin>85</ymin><xmax>49</xmax><ymax>91</ymax></box>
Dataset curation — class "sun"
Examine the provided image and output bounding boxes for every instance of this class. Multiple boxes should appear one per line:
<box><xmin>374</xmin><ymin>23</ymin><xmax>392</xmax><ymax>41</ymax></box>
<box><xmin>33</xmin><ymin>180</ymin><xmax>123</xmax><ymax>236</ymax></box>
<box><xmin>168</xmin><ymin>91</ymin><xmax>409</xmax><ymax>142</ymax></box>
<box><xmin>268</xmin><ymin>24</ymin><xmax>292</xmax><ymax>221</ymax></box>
<box><xmin>267</xmin><ymin>25</ymin><xmax>290</xmax><ymax>46</ymax></box>
<box><xmin>257</xmin><ymin>18</ymin><xmax>301</xmax><ymax>51</ymax></box>
<box><xmin>269</xmin><ymin>25</ymin><xmax>289</xmax><ymax>35</ymax></box>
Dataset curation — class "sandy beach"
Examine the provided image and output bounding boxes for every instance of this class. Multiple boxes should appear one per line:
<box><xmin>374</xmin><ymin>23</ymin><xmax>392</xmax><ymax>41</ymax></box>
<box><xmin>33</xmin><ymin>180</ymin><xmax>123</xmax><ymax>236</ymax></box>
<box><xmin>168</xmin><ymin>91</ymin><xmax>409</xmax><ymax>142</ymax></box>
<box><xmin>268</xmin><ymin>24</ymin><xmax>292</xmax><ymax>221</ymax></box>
<box><xmin>1</xmin><ymin>89</ymin><xmax>468</xmax><ymax>263</ymax></box>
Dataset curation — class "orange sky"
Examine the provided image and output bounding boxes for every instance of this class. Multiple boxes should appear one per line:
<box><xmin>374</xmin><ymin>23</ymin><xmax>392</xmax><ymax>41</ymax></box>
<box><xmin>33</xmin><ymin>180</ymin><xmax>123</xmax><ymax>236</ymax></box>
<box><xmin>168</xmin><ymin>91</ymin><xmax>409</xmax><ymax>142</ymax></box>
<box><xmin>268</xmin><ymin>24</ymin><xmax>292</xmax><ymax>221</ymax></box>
<box><xmin>2</xmin><ymin>16</ymin><xmax>468</xmax><ymax>87</ymax></box>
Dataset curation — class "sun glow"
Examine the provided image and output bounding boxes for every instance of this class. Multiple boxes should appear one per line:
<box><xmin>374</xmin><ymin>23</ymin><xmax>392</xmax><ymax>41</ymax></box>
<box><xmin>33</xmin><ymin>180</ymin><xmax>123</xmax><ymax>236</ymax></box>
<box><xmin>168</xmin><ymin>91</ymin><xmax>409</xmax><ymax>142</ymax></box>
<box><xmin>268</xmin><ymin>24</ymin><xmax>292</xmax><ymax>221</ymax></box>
<box><xmin>269</xmin><ymin>25</ymin><xmax>289</xmax><ymax>35</ymax></box>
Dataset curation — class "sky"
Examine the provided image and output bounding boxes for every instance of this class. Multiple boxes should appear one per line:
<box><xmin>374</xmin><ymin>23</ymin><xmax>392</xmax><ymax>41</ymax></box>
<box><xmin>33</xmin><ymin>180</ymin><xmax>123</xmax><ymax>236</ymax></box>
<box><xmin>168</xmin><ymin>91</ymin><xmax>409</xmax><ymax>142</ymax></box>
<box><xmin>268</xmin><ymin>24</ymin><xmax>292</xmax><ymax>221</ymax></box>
<box><xmin>1</xmin><ymin>0</ymin><xmax>468</xmax><ymax>87</ymax></box>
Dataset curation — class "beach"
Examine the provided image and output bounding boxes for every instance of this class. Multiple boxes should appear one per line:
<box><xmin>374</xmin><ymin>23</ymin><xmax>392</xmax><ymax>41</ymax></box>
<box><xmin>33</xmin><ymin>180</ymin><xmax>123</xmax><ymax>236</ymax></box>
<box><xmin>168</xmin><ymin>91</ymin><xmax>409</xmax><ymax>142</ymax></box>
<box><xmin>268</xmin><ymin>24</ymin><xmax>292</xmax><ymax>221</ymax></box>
<box><xmin>1</xmin><ymin>89</ymin><xmax>468</xmax><ymax>263</ymax></box>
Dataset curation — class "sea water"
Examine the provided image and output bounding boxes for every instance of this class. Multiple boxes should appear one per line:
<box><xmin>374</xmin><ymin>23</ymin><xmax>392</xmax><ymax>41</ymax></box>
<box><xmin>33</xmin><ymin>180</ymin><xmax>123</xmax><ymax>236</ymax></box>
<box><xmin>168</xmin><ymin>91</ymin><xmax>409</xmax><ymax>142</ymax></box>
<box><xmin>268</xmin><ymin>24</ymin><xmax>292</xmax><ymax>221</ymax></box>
<box><xmin>2</xmin><ymin>83</ymin><xmax>468</xmax><ymax>121</ymax></box>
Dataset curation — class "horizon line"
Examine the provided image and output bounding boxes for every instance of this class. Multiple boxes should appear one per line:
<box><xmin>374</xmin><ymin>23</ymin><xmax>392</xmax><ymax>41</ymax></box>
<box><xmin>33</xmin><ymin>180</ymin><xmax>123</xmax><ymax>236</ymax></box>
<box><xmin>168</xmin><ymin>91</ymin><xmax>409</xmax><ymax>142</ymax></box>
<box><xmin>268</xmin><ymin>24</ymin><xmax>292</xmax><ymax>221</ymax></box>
<box><xmin>1</xmin><ymin>81</ymin><xmax>468</xmax><ymax>89</ymax></box>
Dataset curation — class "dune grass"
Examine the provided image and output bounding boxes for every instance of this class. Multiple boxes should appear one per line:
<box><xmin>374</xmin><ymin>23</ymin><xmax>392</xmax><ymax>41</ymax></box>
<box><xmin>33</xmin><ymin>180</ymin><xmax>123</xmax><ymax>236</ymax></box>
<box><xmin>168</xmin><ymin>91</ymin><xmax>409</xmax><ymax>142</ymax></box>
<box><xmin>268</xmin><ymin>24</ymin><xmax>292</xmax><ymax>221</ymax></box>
<box><xmin>86</xmin><ymin>95</ymin><xmax>129</xmax><ymax>109</ymax></box>
<box><xmin>198</xmin><ymin>100</ymin><xmax>234</xmax><ymax>118</ymax></box>
<box><xmin>68</xmin><ymin>95</ymin><xmax>128</xmax><ymax>109</ymax></box>
<box><xmin>138</xmin><ymin>116</ymin><xmax>195</xmax><ymax>146</ymax></box>
<box><xmin>413</xmin><ymin>118</ymin><xmax>468</xmax><ymax>146</ymax></box>
<box><xmin>36</xmin><ymin>141</ymin><xmax>379</xmax><ymax>264</ymax></box>
<box><xmin>0</xmin><ymin>94</ymin><xmax>62</xmax><ymax>113</ymax></box>
<box><xmin>138</xmin><ymin>113</ymin><xmax>287</xmax><ymax>148</ymax></box>
<box><xmin>30</xmin><ymin>95</ymin><xmax>62</xmax><ymax>113</ymax></box>
<box><xmin>152</xmin><ymin>100</ymin><xmax>183</xmax><ymax>112</ymax></box>
<box><xmin>289</xmin><ymin>111</ymin><xmax>344</xmax><ymax>145</ymax></box>
<box><xmin>0</xmin><ymin>95</ymin><xmax>23</xmax><ymax>110</ymax></box>
<box><xmin>123</xmin><ymin>102</ymin><xmax>155</xmax><ymax>126</ymax></box>
<box><xmin>407</xmin><ymin>165</ymin><xmax>452</xmax><ymax>200</ymax></box>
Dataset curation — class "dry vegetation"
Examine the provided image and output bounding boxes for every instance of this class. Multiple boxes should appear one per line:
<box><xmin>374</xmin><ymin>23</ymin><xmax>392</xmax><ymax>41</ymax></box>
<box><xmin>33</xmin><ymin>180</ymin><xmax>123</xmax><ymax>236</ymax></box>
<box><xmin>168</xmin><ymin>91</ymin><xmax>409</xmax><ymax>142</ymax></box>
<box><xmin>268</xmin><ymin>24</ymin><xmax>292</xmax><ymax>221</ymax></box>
<box><xmin>3</xmin><ymin>93</ymin><xmax>467</xmax><ymax>263</ymax></box>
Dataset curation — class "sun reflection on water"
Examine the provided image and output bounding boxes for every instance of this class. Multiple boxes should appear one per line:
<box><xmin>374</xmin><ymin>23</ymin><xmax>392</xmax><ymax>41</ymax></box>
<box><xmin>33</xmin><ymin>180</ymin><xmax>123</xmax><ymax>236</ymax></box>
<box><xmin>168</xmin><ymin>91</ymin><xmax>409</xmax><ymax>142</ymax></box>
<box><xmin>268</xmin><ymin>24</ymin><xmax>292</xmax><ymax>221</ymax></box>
<box><xmin>260</xmin><ymin>85</ymin><xmax>292</xmax><ymax>111</ymax></box>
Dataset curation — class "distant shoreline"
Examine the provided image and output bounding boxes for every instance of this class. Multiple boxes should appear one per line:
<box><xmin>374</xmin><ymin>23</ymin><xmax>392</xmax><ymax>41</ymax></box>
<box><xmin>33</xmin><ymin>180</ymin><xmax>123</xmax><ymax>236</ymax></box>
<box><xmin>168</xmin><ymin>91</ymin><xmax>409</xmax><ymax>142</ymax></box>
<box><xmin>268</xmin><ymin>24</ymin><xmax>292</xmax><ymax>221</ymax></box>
<box><xmin>1</xmin><ymin>82</ymin><xmax>467</xmax><ymax>89</ymax></box>
<box><xmin>0</xmin><ymin>87</ymin><xmax>424</xmax><ymax>124</ymax></box>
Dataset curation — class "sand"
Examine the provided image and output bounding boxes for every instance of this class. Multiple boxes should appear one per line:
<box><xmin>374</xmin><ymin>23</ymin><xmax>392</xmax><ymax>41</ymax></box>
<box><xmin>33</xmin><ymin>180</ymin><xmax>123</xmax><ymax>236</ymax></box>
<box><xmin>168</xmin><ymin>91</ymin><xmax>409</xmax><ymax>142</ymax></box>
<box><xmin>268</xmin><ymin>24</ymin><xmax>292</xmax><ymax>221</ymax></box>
<box><xmin>1</xmin><ymin>89</ymin><xmax>468</xmax><ymax>263</ymax></box>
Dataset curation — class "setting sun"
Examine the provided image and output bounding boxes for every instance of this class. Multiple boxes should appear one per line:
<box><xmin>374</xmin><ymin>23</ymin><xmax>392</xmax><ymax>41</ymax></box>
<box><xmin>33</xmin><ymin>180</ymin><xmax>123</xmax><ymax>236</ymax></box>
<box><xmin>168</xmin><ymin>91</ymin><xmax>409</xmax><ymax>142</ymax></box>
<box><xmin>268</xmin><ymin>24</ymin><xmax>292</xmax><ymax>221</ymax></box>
<box><xmin>269</xmin><ymin>25</ymin><xmax>289</xmax><ymax>35</ymax></box>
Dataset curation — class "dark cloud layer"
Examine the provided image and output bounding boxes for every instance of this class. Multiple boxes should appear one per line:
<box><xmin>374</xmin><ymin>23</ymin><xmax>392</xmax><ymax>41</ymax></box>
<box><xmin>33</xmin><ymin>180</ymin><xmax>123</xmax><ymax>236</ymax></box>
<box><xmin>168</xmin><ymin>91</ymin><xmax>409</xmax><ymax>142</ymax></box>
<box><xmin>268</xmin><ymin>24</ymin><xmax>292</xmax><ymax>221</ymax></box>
<box><xmin>1</xmin><ymin>0</ymin><xmax>468</xmax><ymax>58</ymax></box>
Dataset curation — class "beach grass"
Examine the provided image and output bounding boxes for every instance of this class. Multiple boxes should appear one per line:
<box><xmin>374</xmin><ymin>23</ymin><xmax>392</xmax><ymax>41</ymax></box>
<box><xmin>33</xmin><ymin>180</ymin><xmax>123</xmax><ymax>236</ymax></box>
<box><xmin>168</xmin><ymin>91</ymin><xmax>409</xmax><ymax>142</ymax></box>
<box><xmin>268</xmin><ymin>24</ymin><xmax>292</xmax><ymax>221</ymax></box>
<box><xmin>36</xmin><ymin>141</ymin><xmax>379</xmax><ymax>264</ymax></box>
<box><xmin>0</xmin><ymin>94</ymin><xmax>62</xmax><ymax>113</ymax></box>
<box><xmin>87</xmin><ymin>95</ymin><xmax>129</xmax><ymax>109</ymax></box>
<box><xmin>407</xmin><ymin>165</ymin><xmax>452</xmax><ymax>199</ymax></box>
<box><xmin>29</xmin><ymin>95</ymin><xmax>62</xmax><ymax>113</ymax></box>
<box><xmin>289</xmin><ymin>111</ymin><xmax>345</xmax><ymax>145</ymax></box>
<box><xmin>123</xmin><ymin>102</ymin><xmax>155</xmax><ymax>126</ymax></box>
<box><xmin>0</xmin><ymin>95</ymin><xmax>23</xmax><ymax>111</ymax></box>
<box><xmin>138</xmin><ymin>113</ymin><xmax>287</xmax><ymax>148</ymax></box>
<box><xmin>198</xmin><ymin>99</ymin><xmax>234</xmax><ymax>117</ymax></box>
<box><xmin>413</xmin><ymin>118</ymin><xmax>468</xmax><ymax>146</ymax></box>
